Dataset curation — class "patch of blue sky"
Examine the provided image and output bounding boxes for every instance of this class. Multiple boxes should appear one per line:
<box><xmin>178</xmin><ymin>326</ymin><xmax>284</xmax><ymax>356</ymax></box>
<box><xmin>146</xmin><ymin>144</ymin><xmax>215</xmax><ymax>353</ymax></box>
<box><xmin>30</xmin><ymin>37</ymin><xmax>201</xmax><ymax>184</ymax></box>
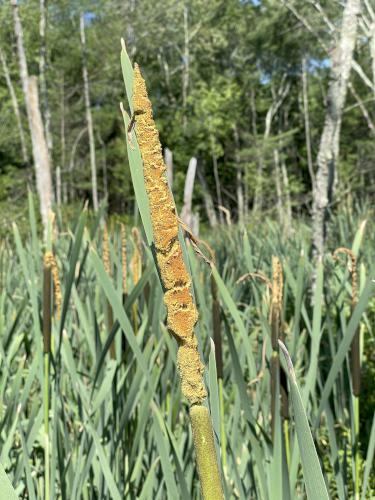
<box><xmin>308</xmin><ymin>58</ymin><xmax>331</xmax><ymax>72</ymax></box>
<box><xmin>84</xmin><ymin>12</ymin><xmax>96</xmax><ymax>25</ymax></box>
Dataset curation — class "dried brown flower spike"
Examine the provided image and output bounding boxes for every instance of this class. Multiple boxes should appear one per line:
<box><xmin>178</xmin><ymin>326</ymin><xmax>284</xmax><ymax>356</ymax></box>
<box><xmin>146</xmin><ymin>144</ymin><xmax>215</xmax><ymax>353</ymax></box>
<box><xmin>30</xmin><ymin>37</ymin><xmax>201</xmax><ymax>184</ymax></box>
<box><xmin>133</xmin><ymin>63</ymin><xmax>206</xmax><ymax>405</ymax></box>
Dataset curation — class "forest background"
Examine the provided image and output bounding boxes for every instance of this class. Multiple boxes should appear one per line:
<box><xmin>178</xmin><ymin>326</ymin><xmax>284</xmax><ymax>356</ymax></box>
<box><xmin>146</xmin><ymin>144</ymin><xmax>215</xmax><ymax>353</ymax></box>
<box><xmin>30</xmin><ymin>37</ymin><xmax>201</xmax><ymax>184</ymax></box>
<box><xmin>1</xmin><ymin>0</ymin><xmax>374</xmax><ymax>238</ymax></box>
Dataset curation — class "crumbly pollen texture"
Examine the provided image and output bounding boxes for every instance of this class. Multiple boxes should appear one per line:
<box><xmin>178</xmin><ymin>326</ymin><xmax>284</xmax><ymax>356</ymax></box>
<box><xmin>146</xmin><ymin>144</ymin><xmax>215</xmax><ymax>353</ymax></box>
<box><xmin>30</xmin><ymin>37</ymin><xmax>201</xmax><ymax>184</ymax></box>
<box><xmin>133</xmin><ymin>63</ymin><xmax>206</xmax><ymax>405</ymax></box>
<box><xmin>102</xmin><ymin>224</ymin><xmax>111</xmax><ymax>276</ymax></box>
<box><xmin>271</xmin><ymin>256</ymin><xmax>283</xmax><ymax>349</ymax></box>
<box><xmin>131</xmin><ymin>227</ymin><xmax>142</xmax><ymax>286</ymax></box>
<box><xmin>121</xmin><ymin>223</ymin><xmax>127</xmax><ymax>294</ymax></box>
<box><xmin>44</xmin><ymin>251</ymin><xmax>61</xmax><ymax>320</ymax></box>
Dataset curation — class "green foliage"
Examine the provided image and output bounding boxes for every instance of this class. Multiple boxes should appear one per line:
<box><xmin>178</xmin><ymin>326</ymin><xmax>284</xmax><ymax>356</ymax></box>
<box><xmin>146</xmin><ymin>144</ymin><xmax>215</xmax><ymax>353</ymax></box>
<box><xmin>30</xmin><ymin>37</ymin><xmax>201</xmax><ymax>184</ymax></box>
<box><xmin>0</xmin><ymin>201</ymin><xmax>374</xmax><ymax>497</ymax></box>
<box><xmin>1</xmin><ymin>0</ymin><xmax>375</xmax><ymax>227</ymax></box>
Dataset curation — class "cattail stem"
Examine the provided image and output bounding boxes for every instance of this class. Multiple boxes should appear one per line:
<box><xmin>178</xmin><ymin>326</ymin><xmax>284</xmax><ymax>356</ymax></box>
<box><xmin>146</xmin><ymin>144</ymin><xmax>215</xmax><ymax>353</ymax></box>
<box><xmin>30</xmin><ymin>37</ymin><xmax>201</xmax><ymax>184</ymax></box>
<box><xmin>354</xmin><ymin>395</ymin><xmax>360</xmax><ymax>500</ymax></box>
<box><xmin>211</xmin><ymin>275</ymin><xmax>223</xmax><ymax>379</ymax></box>
<box><xmin>43</xmin><ymin>258</ymin><xmax>52</xmax><ymax>500</ymax></box>
<box><xmin>190</xmin><ymin>405</ymin><xmax>224</xmax><ymax>500</ymax></box>
<box><xmin>334</xmin><ymin>247</ymin><xmax>361</xmax><ymax>498</ymax></box>
<box><xmin>270</xmin><ymin>256</ymin><xmax>284</xmax><ymax>441</ymax></box>
<box><xmin>270</xmin><ymin>352</ymin><xmax>279</xmax><ymax>440</ymax></box>
<box><xmin>103</xmin><ymin>224</ymin><xmax>116</xmax><ymax>358</ymax></box>
<box><xmin>218</xmin><ymin>378</ymin><xmax>227</xmax><ymax>470</ymax></box>
<box><xmin>283</xmin><ymin>419</ymin><xmax>290</xmax><ymax>468</ymax></box>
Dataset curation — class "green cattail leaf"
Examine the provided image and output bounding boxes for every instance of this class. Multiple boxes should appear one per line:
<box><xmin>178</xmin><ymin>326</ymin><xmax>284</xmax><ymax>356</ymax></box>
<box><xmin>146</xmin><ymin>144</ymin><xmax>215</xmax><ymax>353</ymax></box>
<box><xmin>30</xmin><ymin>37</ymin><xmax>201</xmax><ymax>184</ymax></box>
<box><xmin>208</xmin><ymin>338</ymin><xmax>220</xmax><ymax>453</ymax></box>
<box><xmin>27</xmin><ymin>190</ymin><xmax>39</xmax><ymax>261</ymax></box>
<box><xmin>152</xmin><ymin>408</ymin><xmax>179</xmax><ymax>499</ymax></box>
<box><xmin>351</xmin><ymin>219</ymin><xmax>367</xmax><ymax>256</ymax></box>
<box><xmin>19</xmin><ymin>428</ymin><xmax>36</xmax><ymax>500</ymax></box>
<box><xmin>360</xmin><ymin>412</ymin><xmax>375</xmax><ymax>500</ymax></box>
<box><xmin>152</xmin><ymin>401</ymin><xmax>191</xmax><ymax>500</ymax></box>
<box><xmin>224</xmin><ymin>319</ymin><xmax>268</xmax><ymax>499</ymax></box>
<box><xmin>87</xmin><ymin>425</ymin><xmax>122</xmax><ymax>500</ymax></box>
<box><xmin>120</xmin><ymin>108</ymin><xmax>153</xmax><ymax>246</ymax></box>
<box><xmin>90</xmin><ymin>250</ymin><xmax>151</xmax><ymax>382</ymax></box>
<box><xmin>120</xmin><ymin>40</ymin><xmax>134</xmax><ymax>114</ymax></box>
<box><xmin>58</xmin><ymin>209</ymin><xmax>87</xmax><ymax>340</ymax></box>
<box><xmin>270</xmin><ymin>366</ymin><xmax>283</xmax><ymax>500</ymax></box>
<box><xmin>325</xmin><ymin>405</ymin><xmax>346</xmax><ymax>498</ymax></box>
<box><xmin>279</xmin><ymin>341</ymin><xmax>329</xmax><ymax>500</ymax></box>
<box><xmin>302</xmin><ymin>260</ymin><xmax>323</xmax><ymax>405</ymax></box>
<box><xmin>0</xmin><ymin>462</ymin><xmax>18</xmax><ymax>500</ymax></box>
<box><xmin>91</xmin><ymin>359</ymin><xmax>117</xmax><ymax>412</ymax></box>
<box><xmin>315</xmin><ymin>266</ymin><xmax>375</xmax><ymax>426</ymax></box>
<box><xmin>138</xmin><ymin>458</ymin><xmax>160</xmax><ymax>500</ymax></box>
<box><xmin>211</xmin><ymin>265</ymin><xmax>256</xmax><ymax>380</ymax></box>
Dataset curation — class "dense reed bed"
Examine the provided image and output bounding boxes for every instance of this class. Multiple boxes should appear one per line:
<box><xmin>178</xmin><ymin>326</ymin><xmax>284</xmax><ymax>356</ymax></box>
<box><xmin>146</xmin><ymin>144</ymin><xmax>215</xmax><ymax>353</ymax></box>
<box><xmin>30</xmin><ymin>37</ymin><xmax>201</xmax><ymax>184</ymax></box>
<box><xmin>0</xmin><ymin>198</ymin><xmax>374</xmax><ymax>498</ymax></box>
<box><xmin>0</xmin><ymin>48</ymin><xmax>374</xmax><ymax>500</ymax></box>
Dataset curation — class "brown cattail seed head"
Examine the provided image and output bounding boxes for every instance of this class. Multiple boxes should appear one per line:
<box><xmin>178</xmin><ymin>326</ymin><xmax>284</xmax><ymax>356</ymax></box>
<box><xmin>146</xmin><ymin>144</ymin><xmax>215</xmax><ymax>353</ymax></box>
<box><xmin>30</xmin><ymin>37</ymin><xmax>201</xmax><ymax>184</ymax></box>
<box><xmin>44</xmin><ymin>251</ymin><xmax>62</xmax><ymax>320</ymax></box>
<box><xmin>133</xmin><ymin>63</ymin><xmax>206</xmax><ymax>404</ymax></box>
<box><xmin>121</xmin><ymin>223</ymin><xmax>127</xmax><ymax>294</ymax></box>
<box><xmin>130</xmin><ymin>227</ymin><xmax>142</xmax><ymax>286</ymax></box>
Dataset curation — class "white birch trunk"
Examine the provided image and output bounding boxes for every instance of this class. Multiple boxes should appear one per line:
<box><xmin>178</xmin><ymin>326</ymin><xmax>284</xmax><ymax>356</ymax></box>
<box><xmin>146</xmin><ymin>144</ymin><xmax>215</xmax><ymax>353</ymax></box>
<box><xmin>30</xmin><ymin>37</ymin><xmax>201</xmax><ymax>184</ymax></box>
<box><xmin>39</xmin><ymin>0</ymin><xmax>53</xmax><ymax>159</ymax></box>
<box><xmin>11</xmin><ymin>0</ymin><xmax>52</xmax><ymax>230</ymax></box>
<box><xmin>312</xmin><ymin>0</ymin><xmax>361</xmax><ymax>260</ymax></box>
<box><xmin>80</xmin><ymin>12</ymin><xmax>98</xmax><ymax>211</ymax></box>
<box><xmin>0</xmin><ymin>47</ymin><xmax>28</xmax><ymax>164</ymax></box>
<box><xmin>302</xmin><ymin>57</ymin><xmax>314</xmax><ymax>188</ymax></box>
<box><xmin>181</xmin><ymin>157</ymin><xmax>197</xmax><ymax>230</ymax></box>
<box><xmin>164</xmin><ymin>147</ymin><xmax>173</xmax><ymax>188</ymax></box>
<box><xmin>28</xmin><ymin>76</ymin><xmax>53</xmax><ymax>227</ymax></box>
<box><xmin>197</xmin><ymin>169</ymin><xmax>218</xmax><ymax>228</ymax></box>
<box><xmin>233</xmin><ymin>125</ymin><xmax>244</xmax><ymax>224</ymax></box>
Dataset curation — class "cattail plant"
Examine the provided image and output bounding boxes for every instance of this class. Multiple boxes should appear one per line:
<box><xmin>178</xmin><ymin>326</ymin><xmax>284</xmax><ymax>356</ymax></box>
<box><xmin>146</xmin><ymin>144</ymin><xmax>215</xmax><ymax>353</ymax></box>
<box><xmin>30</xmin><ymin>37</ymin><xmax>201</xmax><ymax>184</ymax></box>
<box><xmin>270</xmin><ymin>256</ymin><xmax>283</xmax><ymax>439</ymax></box>
<box><xmin>103</xmin><ymin>223</ymin><xmax>116</xmax><ymax>359</ymax></box>
<box><xmin>120</xmin><ymin>223</ymin><xmax>128</xmax><ymax>301</ymax></box>
<box><xmin>43</xmin><ymin>250</ymin><xmax>59</xmax><ymax>500</ymax></box>
<box><xmin>333</xmin><ymin>246</ymin><xmax>361</xmax><ymax>498</ymax></box>
<box><xmin>210</xmin><ymin>254</ymin><xmax>227</xmax><ymax>469</ymax></box>
<box><xmin>127</xmin><ymin>63</ymin><xmax>223</xmax><ymax>499</ymax></box>
<box><xmin>130</xmin><ymin>226</ymin><xmax>142</xmax><ymax>332</ymax></box>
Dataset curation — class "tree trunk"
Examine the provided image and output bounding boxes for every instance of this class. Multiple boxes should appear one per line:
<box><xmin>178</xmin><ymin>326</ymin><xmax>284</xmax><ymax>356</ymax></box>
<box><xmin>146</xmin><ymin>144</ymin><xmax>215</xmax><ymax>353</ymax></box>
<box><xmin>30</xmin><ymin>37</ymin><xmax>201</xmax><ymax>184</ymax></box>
<box><xmin>210</xmin><ymin>135</ymin><xmax>224</xmax><ymax>224</ymax></box>
<box><xmin>302</xmin><ymin>57</ymin><xmax>314</xmax><ymax>188</ymax></box>
<box><xmin>371</xmin><ymin>20</ymin><xmax>375</xmax><ymax>100</ymax></box>
<box><xmin>312</xmin><ymin>0</ymin><xmax>360</xmax><ymax>261</ymax></box>
<box><xmin>80</xmin><ymin>12</ymin><xmax>98</xmax><ymax>212</ymax></box>
<box><xmin>69</xmin><ymin>127</ymin><xmax>87</xmax><ymax>201</ymax></box>
<box><xmin>253</xmin><ymin>78</ymin><xmax>290</xmax><ymax>214</ymax></box>
<box><xmin>11</xmin><ymin>0</ymin><xmax>52</xmax><ymax>230</ymax></box>
<box><xmin>273</xmin><ymin>147</ymin><xmax>283</xmax><ymax>225</ymax></box>
<box><xmin>0</xmin><ymin>47</ymin><xmax>28</xmax><ymax>164</ymax></box>
<box><xmin>181</xmin><ymin>157</ymin><xmax>197</xmax><ymax>230</ymax></box>
<box><xmin>182</xmin><ymin>5</ymin><xmax>189</xmax><ymax>131</ymax></box>
<box><xmin>197</xmin><ymin>169</ymin><xmax>218</xmax><ymax>228</ymax></box>
<box><xmin>39</xmin><ymin>0</ymin><xmax>53</xmax><ymax>160</ymax></box>
<box><xmin>27</xmin><ymin>76</ymin><xmax>53</xmax><ymax>228</ymax></box>
<box><xmin>233</xmin><ymin>125</ymin><xmax>244</xmax><ymax>224</ymax></box>
<box><xmin>97</xmin><ymin>131</ymin><xmax>108</xmax><ymax>202</ymax></box>
<box><xmin>164</xmin><ymin>147</ymin><xmax>173</xmax><ymax>188</ymax></box>
<box><xmin>56</xmin><ymin>165</ymin><xmax>61</xmax><ymax>207</ymax></box>
<box><xmin>281</xmin><ymin>157</ymin><xmax>292</xmax><ymax>234</ymax></box>
<box><xmin>59</xmin><ymin>76</ymin><xmax>66</xmax><ymax>198</ymax></box>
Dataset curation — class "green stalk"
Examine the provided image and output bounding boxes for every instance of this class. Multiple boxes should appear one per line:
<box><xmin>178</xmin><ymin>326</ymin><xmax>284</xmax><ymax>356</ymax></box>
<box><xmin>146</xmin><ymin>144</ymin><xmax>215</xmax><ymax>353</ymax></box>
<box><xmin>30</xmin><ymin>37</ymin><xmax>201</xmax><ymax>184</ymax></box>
<box><xmin>211</xmin><ymin>271</ymin><xmax>226</xmax><ymax>469</ymax></box>
<box><xmin>43</xmin><ymin>259</ymin><xmax>52</xmax><ymax>500</ymax></box>
<box><xmin>354</xmin><ymin>395</ymin><xmax>360</xmax><ymax>500</ymax></box>
<box><xmin>284</xmin><ymin>419</ymin><xmax>290</xmax><ymax>468</ymax></box>
<box><xmin>218</xmin><ymin>378</ymin><xmax>227</xmax><ymax>470</ymax></box>
<box><xmin>190</xmin><ymin>405</ymin><xmax>224</xmax><ymax>500</ymax></box>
